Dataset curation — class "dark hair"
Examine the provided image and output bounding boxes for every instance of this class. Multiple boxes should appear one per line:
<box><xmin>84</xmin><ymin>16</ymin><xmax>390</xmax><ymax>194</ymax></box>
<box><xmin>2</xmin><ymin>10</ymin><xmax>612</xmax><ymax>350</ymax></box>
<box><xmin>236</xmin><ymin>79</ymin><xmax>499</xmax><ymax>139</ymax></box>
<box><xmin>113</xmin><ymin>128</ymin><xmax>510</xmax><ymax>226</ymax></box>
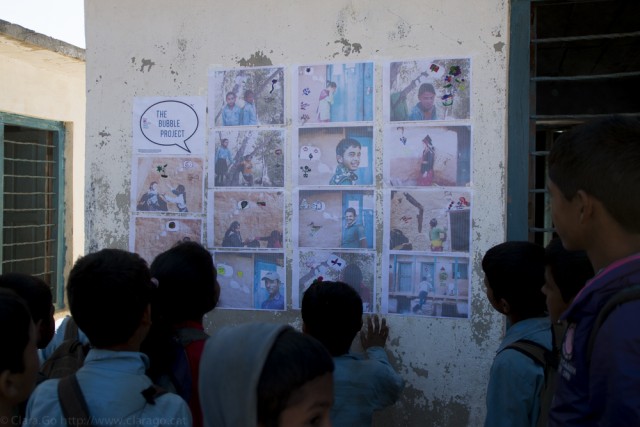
<box><xmin>336</xmin><ymin>138</ymin><xmax>361</xmax><ymax>157</ymax></box>
<box><xmin>301</xmin><ymin>280</ymin><xmax>363</xmax><ymax>356</ymax></box>
<box><xmin>549</xmin><ymin>115</ymin><xmax>640</xmax><ymax>233</ymax></box>
<box><xmin>67</xmin><ymin>249</ymin><xmax>152</xmax><ymax>348</ymax></box>
<box><xmin>150</xmin><ymin>241</ymin><xmax>218</xmax><ymax>324</ymax></box>
<box><xmin>326</xmin><ymin>81</ymin><xmax>337</xmax><ymax>88</ymax></box>
<box><xmin>482</xmin><ymin>241</ymin><xmax>546</xmax><ymax>318</ymax></box>
<box><xmin>429</xmin><ymin>218</ymin><xmax>438</xmax><ymax>228</ymax></box>
<box><xmin>257</xmin><ymin>328</ymin><xmax>334</xmax><ymax>427</ymax></box>
<box><xmin>149</xmin><ymin>181</ymin><xmax>158</xmax><ymax>189</ymax></box>
<box><xmin>244</xmin><ymin>89</ymin><xmax>254</xmax><ymax>98</ymax></box>
<box><xmin>0</xmin><ymin>273</ymin><xmax>53</xmax><ymax>348</ymax></box>
<box><xmin>0</xmin><ymin>273</ymin><xmax>52</xmax><ymax>327</ymax></box>
<box><xmin>418</xmin><ymin>83</ymin><xmax>436</xmax><ymax>96</ymax></box>
<box><xmin>0</xmin><ymin>288</ymin><xmax>32</xmax><ymax>373</ymax></box>
<box><xmin>173</xmin><ymin>184</ymin><xmax>186</xmax><ymax>196</ymax></box>
<box><xmin>225</xmin><ymin>91</ymin><xmax>236</xmax><ymax>99</ymax></box>
<box><xmin>344</xmin><ymin>207</ymin><xmax>357</xmax><ymax>217</ymax></box>
<box><xmin>545</xmin><ymin>237</ymin><xmax>594</xmax><ymax>303</ymax></box>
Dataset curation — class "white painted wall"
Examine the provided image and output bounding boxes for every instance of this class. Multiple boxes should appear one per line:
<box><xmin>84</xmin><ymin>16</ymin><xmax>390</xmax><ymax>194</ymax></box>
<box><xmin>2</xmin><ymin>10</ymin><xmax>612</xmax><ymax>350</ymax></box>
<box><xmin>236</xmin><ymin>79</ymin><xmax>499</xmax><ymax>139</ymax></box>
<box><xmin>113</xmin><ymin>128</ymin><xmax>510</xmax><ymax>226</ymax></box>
<box><xmin>85</xmin><ymin>0</ymin><xmax>509</xmax><ymax>424</ymax></box>
<box><xmin>0</xmin><ymin>28</ymin><xmax>86</xmax><ymax>287</ymax></box>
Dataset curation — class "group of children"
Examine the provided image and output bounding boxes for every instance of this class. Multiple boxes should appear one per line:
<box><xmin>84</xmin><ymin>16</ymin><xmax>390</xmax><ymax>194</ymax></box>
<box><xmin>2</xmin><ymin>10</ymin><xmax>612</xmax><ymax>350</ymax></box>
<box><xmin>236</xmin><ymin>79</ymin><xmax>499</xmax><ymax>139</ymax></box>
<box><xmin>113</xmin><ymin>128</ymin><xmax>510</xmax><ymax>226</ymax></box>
<box><xmin>1</xmin><ymin>241</ymin><xmax>404</xmax><ymax>427</ymax></box>
<box><xmin>221</xmin><ymin>90</ymin><xmax>257</xmax><ymax>126</ymax></box>
<box><xmin>2</xmin><ymin>115</ymin><xmax>638</xmax><ymax>427</ymax></box>
<box><xmin>482</xmin><ymin>115</ymin><xmax>640</xmax><ymax>426</ymax></box>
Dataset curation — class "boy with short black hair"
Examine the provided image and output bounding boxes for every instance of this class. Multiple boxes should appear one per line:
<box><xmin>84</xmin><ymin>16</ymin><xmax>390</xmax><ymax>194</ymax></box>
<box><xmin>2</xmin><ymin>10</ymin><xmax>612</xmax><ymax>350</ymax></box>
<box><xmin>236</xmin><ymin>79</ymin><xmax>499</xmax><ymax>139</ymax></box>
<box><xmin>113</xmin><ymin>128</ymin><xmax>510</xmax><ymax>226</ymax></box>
<box><xmin>241</xmin><ymin>89</ymin><xmax>257</xmax><ymax>125</ymax></box>
<box><xmin>25</xmin><ymin>249</ymin><xmax>191</xmax><ymax>426</ymax></box>
<box><xmin>329</xmin><ymin>138</ymin><xmax>361</xmax><ymax>185</ymax></box>
<box><xmin>221</xmin><ymin>91</ymin><xmax>241</xmax><ymax>126</ymax></box>
<box><xmin>482</xmin><ymin>241</ymin><xmax>550</xmax><ymax>427</ymax></box>
<box><xmin>546</xmin><ymin>115</ymin><xmax>640</xmax><ymax>426</ymax></box>
<box><xmin>0</xmin><ymin>273</ymin><xmax>55</xmax><ymax>350</ymax></box>
<box><xmin>301</xmin><ymin>280</ymin><xmax>404</xmax><ymax>427</ymax></box>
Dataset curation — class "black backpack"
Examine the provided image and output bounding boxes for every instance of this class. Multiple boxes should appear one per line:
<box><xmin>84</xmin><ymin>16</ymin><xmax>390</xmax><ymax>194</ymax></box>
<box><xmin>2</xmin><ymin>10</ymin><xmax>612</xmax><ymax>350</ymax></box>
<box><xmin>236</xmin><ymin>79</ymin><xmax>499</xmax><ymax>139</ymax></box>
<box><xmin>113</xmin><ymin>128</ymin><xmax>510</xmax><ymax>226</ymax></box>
<box><xmin>41</xmin><ymin>318</ymin><xmax>91</xmax><ymax>379</ymax></box>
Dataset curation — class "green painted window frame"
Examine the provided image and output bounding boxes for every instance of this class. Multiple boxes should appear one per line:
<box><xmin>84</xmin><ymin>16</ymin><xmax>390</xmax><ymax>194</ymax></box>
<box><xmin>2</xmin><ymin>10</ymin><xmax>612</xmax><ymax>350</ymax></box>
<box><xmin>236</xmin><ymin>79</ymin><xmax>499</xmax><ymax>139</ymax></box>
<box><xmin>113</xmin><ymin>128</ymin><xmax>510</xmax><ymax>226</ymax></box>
<box><xmin>0</xmin><ymin>112</ymin><xmax>66</xmax><ymax>308</ymax></box>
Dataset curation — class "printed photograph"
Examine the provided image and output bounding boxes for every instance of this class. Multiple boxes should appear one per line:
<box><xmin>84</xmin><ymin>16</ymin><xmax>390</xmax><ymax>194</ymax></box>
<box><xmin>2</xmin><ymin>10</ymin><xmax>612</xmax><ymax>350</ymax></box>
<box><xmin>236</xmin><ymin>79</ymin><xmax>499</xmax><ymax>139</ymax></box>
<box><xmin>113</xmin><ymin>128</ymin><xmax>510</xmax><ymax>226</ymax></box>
<box><xmin>210</xmin><ymin>190</ymin><xmax>284</xmax><ymax>249</ymax></box>
<box><xmin>295</xmin><ymin>249</ymin><xmax>376</xmax><ymax>313</ymax></box>
<box><xmin>296</xmin><ymin>189</ymin><xmax>374</xmax><ymax>249</ymax></box>
<box><xmin>213</xmin><ymin>251</ymin><xmax>285</xmax><ymax>311</ymax></box>
<box><xmin>131</xmin><ymin>217</ymin><xmax>202</xmax><ymax>264</ymax></box>
<box><xmin>297</xmin><ymin>126</ymin><xmax>374</xmax><ymax>186</ymax></box>
<box><xmin>387</xmin><ymin>189</ymin><xmax>471</xmax><ymax>253</ymax></box>
<box><xmin>296</xmin><ymin>62</ymin><xmax>374</xmax><ymax>125</ymax></box>
<box><xmin>385</xmin><ymin>125</ymin><xmax>471</xmax><ymax>187</ymax></box>
<box><xmin>388</xmin><ymin>58</ymin><xmax>471</xmax><ymax>122</ymax></box>
<box><xmin>386</xmin><ymin>254</ymin><xmax>470</xmax><ymax>319</ymax></box>
<box><xmin>208</xmin><ymin>66</ymin><xmax>285</xmax><ymax>128</ymax></box>
<box><xmin>210</xmin><ymin>129</ymin><xmax>285</xmax><ymax>188</ymax></box>
<box><xmin>133</xmin><ymin>156</ymin><xmax>204</xmax><ymax>214</ymax></box>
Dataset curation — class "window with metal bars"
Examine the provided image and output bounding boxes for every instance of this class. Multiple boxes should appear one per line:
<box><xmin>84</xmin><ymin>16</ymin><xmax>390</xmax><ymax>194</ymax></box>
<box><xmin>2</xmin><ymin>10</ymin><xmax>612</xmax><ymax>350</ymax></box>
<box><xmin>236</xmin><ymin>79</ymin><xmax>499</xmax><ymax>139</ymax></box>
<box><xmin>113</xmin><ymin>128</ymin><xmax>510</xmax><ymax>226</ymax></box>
<box><xmin>507</xmin><ymin>0</ymin><xmax>640</xmax><ymax>245</ymax></box>
<box><xmin>0</xmin><ymin>112</ymin><xmax>65</xmax><ymax>307</ymax></box>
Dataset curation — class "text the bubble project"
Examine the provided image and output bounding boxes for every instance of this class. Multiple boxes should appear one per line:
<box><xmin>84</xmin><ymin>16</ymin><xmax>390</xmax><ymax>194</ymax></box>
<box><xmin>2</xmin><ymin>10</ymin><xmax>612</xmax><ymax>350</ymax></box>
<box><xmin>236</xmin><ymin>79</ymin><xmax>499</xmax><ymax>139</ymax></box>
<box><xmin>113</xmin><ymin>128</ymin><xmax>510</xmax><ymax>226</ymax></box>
<box><xmin>133</xmin><ymin>97</ymin><xmax>206</xmax><ymax>155</ymax></box>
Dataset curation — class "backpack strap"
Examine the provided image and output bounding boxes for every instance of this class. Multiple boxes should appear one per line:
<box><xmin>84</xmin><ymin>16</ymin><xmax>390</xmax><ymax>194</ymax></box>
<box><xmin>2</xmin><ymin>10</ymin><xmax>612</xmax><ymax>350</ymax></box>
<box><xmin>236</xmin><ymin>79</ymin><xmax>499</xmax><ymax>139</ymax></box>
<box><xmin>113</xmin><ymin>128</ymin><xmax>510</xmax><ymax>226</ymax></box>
<box><xmin>503</xmin><ymin>339</ymin><xmax>549</xmax><ymax>367</ymax></box>
<box><xmin>58</xmin><ymin>374</ymin><xmax>94</xmax><ymax>427</ymax></box>
<box><xmin>587</xmin><ymin>283</ymin><xmax>640</xmax><ymax>363</ymax></box>
<box><xmin>63</xmin><ymin>317</ymin><xmax>79</xmax><ymax>341</ymax></box>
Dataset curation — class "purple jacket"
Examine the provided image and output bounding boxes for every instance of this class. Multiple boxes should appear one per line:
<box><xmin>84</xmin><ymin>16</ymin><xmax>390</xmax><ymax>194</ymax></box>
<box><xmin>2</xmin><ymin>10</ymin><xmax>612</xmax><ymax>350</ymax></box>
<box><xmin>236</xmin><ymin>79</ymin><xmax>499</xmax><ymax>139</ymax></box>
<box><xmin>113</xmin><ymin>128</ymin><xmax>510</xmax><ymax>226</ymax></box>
<box><xmin>548</xmin><ymin>253</ymin><xmax>640</xmax><ymax>427</ymax></box>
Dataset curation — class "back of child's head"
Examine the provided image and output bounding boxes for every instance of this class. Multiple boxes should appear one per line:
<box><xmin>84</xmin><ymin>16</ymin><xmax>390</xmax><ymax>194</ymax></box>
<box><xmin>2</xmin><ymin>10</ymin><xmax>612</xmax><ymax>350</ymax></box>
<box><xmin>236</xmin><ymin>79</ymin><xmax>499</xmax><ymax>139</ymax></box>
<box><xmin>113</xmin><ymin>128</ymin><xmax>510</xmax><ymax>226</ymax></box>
<box><xmin>257</xmin><ymin>328</ymin><xmax>334</xmax><ymax>427</ymax></box>
<box><xmin>0</xmin><ymin>288</ymin><xmax>32</xmax><ymax>374</ymax></box>
<box><xmin>67</xmin><ymin>248</ymin><xmax>152</xmax><ymax>348</ymax></box>
<box><xmin>199</xmin><ymin>322</ymin><xmax>333</xmax><ymax>427</ymax></box>
<box><xmin>0</xmin><ymin>272</ymin><xmax>54</xmax><ymax>348</ymax></box>
<box><xmin>327</xmin><ymin>81</ymin><xmax>337</xmax><ymax>88</ymax></box>
<box><xmin>545</xmin><ymin>237</ymin><xmax>594</xmax><ymax>303</ymax></box>
<box><xmin>482</xmin><ymin>241</ymin><xmax>546</xmax><ymax>318</ymax></box>
<box><xmin>549</xmin><ymin>115</ymin><xmax>640</xmax><ymax>233</ymax></box>
<box><xmin>336</xmin><ymin>138</ymin><xmax>361</xmax><ymax>157</ymax></box>
<box><xmin>150</xmin><ymin>241</ymin><xmax>218</xmax><ymax>324</ymax></box>
<box><xmin>301</xmin><ymin>280</ymin><xmax>363</xmax><ymax>356</ymax></box>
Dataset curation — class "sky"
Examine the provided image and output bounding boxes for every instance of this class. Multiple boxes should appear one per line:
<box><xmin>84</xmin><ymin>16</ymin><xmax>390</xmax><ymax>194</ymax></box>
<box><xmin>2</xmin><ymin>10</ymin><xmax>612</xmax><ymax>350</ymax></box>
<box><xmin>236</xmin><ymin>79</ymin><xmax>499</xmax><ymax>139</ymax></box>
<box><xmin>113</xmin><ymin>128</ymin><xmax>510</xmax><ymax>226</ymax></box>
<box><xmin>1</xmin><ymin>0</ymin><xmax>86</xmax><ymax>48</ymax></box>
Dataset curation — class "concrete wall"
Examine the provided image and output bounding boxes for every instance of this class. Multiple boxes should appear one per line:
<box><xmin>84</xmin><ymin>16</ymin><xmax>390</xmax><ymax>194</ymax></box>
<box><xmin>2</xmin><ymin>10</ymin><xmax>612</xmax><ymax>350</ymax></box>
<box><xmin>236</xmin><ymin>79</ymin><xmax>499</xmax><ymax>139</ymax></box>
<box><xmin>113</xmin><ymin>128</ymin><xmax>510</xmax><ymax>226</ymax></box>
<box><xmin>0</xmin><ymin>20</ymin><xmax>86</xmax><ymax>286</ymax></box>
<box><xmin>85</xmin><ymin>1</ymin><xmax>509</xmax><ymax>425</ymax></box>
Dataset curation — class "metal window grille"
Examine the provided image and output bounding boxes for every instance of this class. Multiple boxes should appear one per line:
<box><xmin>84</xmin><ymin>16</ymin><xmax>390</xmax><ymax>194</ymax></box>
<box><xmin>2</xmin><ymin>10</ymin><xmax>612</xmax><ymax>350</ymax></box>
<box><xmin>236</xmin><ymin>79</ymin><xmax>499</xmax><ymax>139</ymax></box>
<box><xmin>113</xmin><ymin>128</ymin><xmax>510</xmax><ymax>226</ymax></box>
<box><xmin>509</xmin><ymin>0</ymin><xmax>640</xmax><ymax>244</ymax></box>
<box><xmin>1</xmin><ymin>119</ymin><xmax>63</xmax><ymax>305</ymax></box>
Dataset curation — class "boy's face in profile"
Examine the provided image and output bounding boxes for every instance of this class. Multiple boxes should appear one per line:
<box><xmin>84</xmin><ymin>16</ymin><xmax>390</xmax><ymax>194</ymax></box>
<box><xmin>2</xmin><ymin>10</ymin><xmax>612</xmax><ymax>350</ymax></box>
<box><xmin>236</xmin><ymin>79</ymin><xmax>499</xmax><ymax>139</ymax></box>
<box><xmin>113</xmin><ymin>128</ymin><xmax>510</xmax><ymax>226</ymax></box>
<box><xmin>548</xmin><ymin>179</ymin><xmax>582</xmax><ymax>251</ymax></box>
<box><xmin>483</xmin><ymin>277</ymin><xmax>504</xmax><ymax>314</ymax></box>
<box><xmin>541</xmin><ymin>266</ymin><xmax>568</xmax><ymax>323</ymax></box>
<box><xmin>278</xmin><ymin>372</ymin><xmax>333</xmax><ymax>427</ymax></box>
<box><xmin>226</xmin><ymin>93</ymin><xmax>236</xmax><ymax>108</ymax></box>
<box><xmin>418</xmin><ymin>91</ymin><xmax>435</xmax><ymax>111</ymax></box>
<box><xmin>337</xmin><ymin>145</ymin><xmax>361</xmax><ymax>171</ymax></box>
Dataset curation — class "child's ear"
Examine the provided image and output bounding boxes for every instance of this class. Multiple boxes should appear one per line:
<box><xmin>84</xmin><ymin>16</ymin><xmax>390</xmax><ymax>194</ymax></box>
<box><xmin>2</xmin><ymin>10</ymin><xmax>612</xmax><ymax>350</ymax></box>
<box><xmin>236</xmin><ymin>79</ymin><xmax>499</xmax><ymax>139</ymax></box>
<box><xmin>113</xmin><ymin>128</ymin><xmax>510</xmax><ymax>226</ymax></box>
<box><xmin>336</xmin><ymin>155</ymin><xmax>343</xmax><ymax>164</ymax></box>
<box><xmin>498</xmin><ymin>298</ymin><xmax>511</xmax><ymax>315</ymax></box>
<box><xmin>575</xmin><ymin>190</ymin><xmax>595</xmax><ymax>223</ymax></box>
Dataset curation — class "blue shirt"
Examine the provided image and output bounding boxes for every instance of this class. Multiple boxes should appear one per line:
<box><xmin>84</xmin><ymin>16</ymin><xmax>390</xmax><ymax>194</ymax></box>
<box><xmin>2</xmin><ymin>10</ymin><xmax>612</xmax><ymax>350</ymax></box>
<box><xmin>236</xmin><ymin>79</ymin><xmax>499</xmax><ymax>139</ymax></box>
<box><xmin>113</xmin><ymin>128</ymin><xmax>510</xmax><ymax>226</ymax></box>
<box><xmin>408</xmin><ymin>102</ymin><xmax>439</xmax><ymax>121</ymax></box>
<box><xmin>215</xmin><ymin>146</ymin><xmax>232</xmax><ymax>164</ymax></box>
<box><xmin>331</xmin><ymin>347</ymin><xmax>404</xmax><ymax>427</ymax></box>
<box><xmin>26</xmin><ymin>349</ymin><xmax>192</xmax><ymax>426</ymax></box>
<box><xmin>39</xmin><ymin>316</ymin><xmax>90</xmax><ymax>366</ymax></box>
<box><xmin>260</xmin><ymin>293</ymin><xmax>284</xmax><ymax>310</ymax></box>
<box><xmin>342</xmin><ymin>223</ymin><xmax>366</xmax><ymax>248</ymax></box>
<box><xmin>484</xmin><ymin>316</ymin><xmax>551</xmax><ymax>427</ymax></box>
<box><xmin>222</xmin><ymin>105</ymin><xmax>241</xmax><ymax>126</ymax></box>
<box><xmin>241</xmin><ymin>102</ymin><xmax>257</xmax><ymax>125</ymax></box>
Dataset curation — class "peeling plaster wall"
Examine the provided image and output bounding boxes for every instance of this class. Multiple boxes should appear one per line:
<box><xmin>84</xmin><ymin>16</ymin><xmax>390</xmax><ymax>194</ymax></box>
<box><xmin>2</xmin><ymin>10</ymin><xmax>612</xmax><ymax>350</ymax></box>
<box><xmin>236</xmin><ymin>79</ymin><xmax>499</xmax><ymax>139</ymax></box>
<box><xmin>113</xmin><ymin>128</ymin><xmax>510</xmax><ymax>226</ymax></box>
<box><xmin>86</xmin><ymin>1</ymin><xmax>509</xmax><ymax>425</ymax></box>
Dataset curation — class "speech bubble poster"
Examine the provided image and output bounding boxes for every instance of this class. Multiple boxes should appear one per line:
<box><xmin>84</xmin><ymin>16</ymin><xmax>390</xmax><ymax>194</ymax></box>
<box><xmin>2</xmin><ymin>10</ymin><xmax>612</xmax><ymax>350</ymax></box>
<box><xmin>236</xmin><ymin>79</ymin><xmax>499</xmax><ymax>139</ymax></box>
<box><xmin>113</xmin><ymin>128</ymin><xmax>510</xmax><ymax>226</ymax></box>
<box><xmin>133</xmin><ymin>96</ymin><xmax>206</xmax><ymax>155</ymax></box>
